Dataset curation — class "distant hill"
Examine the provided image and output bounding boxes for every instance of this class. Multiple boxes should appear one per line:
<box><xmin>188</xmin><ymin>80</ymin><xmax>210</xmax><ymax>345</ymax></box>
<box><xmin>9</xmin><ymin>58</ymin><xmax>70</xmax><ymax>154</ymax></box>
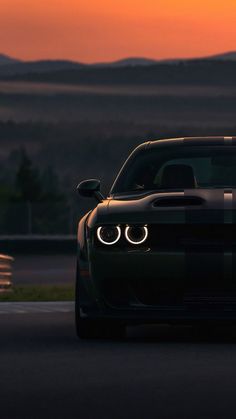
<box><xmin>93</xmin><ymin>51</ymin><xmax>236</xmax><ymax>67</ymax></box>
<box><xmin>1</xmin><ymin>50</ymin><xmax>236</xmax><ymax>78</ymax></box>
<box><xmin>207</xmin><ymin>51</ymin><xmax>236</xmax><ymax>61</ymax></box>
<box><xmin>0</xmin><ymin>56</ymin><xmax>158</xmax><ymax>76</ymax></box>
<box><xmin>93</xmin><ymin>57</ymin><xmax>159</xmax><ymax>67</ymax></box>
<box><xmin>0</xmin><ymin>59</ymin><xmax>85</xmax><ymax>76</ymax></box>
<box><xmin>0</xmin><ymin>53</ymin><xmax>21</xmax><ymax>66</ymax></box>
<box><xmin>6</xmin><ymin>59</ymin><xmax>236</xmax><ymax>86</ymax></box>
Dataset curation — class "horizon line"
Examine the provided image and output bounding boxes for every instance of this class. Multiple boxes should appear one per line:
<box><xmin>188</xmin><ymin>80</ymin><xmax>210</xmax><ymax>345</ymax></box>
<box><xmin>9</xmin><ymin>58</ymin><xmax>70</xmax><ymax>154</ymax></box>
<box><xmin>1</xmin><ymin>49</ymin><xmax>236</xmax><ymax>65</ymax></box>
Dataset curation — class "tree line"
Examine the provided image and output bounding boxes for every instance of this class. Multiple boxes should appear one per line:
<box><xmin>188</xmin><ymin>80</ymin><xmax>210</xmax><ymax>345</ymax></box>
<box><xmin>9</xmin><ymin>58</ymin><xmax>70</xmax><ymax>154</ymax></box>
<box><xmin>0</xmin><ymin>149</ymin><xmax>70</xmax><ymax>234</ymax></box>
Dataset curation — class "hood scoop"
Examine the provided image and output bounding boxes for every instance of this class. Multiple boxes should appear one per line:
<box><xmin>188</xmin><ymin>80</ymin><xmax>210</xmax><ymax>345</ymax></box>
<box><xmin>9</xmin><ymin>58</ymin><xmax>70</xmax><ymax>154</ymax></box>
<box><xmin>153</xmin><ymin>195</ymin><xmax>205</xmax><ymax>208</ymax></box>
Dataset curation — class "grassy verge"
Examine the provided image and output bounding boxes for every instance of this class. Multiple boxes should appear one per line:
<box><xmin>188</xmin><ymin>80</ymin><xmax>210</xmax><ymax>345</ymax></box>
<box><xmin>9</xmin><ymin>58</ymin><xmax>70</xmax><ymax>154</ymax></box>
<box><xmin>0</xmin><ymin>285</ymin><xmax>75</xmax><ymax>302</ymax></box>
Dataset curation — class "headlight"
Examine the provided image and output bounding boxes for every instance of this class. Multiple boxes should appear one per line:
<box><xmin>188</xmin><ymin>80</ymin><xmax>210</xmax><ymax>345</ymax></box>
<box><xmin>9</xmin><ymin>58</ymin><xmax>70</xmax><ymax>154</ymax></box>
<box><xmin>97</xmin><ymin>225</ymin><xmax>121</xmax><ymax>245</ymax></box>
<box><xmin>125</xmin><ymin>225</ymin><xmax>148</xmax><ymax>245</ymax></box>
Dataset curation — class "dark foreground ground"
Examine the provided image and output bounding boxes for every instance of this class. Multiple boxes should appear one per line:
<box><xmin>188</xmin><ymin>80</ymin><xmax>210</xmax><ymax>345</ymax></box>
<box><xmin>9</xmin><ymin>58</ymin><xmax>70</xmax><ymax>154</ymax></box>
<box><xmin>1</xmin><ymin>310</ymin><xmax>236</xmax><ymax>418</ymax></box>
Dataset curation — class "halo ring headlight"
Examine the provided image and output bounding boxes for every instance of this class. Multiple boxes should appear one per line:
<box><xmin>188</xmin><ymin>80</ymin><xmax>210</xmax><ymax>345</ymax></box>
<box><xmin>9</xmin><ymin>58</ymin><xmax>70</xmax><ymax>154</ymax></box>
<box><xmin>97</xmin><ymin>225</ymin><xmax>121</xmax><ymax>245</ymax></box>
<box><xmin>125</xmin><ymin>225</ymin><xmax>148</xmax><ymax>245</ymax></box>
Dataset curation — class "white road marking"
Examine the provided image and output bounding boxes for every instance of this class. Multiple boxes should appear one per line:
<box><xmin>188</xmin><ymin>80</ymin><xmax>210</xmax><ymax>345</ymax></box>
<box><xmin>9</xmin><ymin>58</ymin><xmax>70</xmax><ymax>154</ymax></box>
<box><xmin>0</xmin><ymin>301</ymin><xmax>74</xmax><ymax>314</ymax></box>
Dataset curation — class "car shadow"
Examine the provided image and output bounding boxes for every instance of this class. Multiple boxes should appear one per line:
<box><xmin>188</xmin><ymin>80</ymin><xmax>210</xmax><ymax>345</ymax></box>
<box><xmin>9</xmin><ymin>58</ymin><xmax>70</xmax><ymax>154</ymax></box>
<box><xmin>125</xmin><ymin>323</ymin><xmax>236</xmax><ymax>344</ymax></box>
<box><xmin>1</xmin><ymin>312</ymin><xmax>236</xmax><ymax>351</ymax></box>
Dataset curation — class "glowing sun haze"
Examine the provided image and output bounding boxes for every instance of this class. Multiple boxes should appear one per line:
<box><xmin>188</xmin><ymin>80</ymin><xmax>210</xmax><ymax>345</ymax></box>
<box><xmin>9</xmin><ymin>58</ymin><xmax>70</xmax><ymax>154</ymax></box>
<box><xmin>1</xmin><ymin>0</ymin><xmax>236</xmax><ymax>63</ymax></box>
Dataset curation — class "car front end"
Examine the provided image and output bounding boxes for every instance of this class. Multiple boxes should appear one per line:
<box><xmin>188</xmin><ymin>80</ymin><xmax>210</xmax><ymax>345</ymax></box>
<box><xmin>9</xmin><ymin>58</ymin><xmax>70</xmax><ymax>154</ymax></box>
<box><xmin>80</xmin><ymin>190</ymin><xmax>236</xmax><ymax>324</ymax></box>
<box><xmin>76</xmin><ymin>137</ymin><xmax>236</xmax><ymax>337</ymax></box>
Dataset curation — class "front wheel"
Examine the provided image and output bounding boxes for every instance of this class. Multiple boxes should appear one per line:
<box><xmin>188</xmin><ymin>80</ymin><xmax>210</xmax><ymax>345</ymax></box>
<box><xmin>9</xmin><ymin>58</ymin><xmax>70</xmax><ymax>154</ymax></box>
<box><xmin>75</xmin><ymin>264</ymin><xmax>126</xmax><ymax>339</ymax></box>
<box><xmin>75</xmin><ymin>298</ymin><xmax>126</xmax><ymax>339</ymax></box>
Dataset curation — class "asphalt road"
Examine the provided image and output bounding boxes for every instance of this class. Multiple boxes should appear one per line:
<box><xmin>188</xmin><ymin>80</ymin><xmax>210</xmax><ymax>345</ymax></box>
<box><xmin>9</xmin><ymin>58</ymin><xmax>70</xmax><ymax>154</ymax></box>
<box><xmin>1</xmin><ymin>308</ymin><xmax>236</xmax><ymax>418</ymax></box>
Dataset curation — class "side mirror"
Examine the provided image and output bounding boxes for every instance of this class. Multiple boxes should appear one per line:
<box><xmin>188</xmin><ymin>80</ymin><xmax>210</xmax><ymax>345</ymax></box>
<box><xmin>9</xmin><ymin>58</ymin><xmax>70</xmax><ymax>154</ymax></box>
<box><xmin>77</xmin><ymin>179</ymin><xmax>104</xmax><ymax>202</ymax></box>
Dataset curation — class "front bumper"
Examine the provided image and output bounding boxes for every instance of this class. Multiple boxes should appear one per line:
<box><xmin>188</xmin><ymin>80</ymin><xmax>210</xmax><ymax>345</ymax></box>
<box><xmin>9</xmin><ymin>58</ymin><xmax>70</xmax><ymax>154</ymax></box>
<box><xmin>79</xmin><ymin>247</ymin><xmax>236</xmax><ymax>321</ymax></box>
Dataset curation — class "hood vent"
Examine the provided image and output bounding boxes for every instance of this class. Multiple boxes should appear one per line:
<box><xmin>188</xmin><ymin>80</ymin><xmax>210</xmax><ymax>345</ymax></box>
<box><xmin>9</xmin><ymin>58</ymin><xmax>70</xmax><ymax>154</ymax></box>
<box><xmin>153</xmin><ymin>196</ymin><xmax>205</xmax><ymax>207</ymax></box>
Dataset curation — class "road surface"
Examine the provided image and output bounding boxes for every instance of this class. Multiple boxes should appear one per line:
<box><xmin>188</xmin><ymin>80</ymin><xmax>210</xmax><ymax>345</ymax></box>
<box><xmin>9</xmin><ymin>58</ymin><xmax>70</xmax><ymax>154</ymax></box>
<box><xmin>1</xmin><ymin>304</ymin><xmax>236</xmax><ymax>418</ymax></box>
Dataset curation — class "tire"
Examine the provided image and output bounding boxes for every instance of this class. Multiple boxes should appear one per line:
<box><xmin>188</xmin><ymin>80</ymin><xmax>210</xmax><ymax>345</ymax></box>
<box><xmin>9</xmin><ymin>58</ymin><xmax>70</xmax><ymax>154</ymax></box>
<box><xmin>75</xmin><ymin>266</ymin><xmax>126</xmax><ymax>339</ymax></box>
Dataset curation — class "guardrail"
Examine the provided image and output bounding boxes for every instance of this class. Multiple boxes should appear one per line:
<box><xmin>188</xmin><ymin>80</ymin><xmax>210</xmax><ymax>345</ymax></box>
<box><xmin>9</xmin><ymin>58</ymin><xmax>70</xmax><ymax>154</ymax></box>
<box><xmin>0</xmin><ymin>254</ymin><xmax>14</xmax><ymax>292</ymax></box>
<box><xmin>0</xmin><ymin>236</ymin><xmax>76</xmax><ymax>254</ymax></box>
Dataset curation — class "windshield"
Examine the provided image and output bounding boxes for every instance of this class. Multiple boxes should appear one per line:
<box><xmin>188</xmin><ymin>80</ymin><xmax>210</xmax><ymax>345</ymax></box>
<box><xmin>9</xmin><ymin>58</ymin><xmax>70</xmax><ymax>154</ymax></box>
<box><xmin>111</xmin><ymin>146</ymin><xmax>236</xmax><ymax>194</ymax></box>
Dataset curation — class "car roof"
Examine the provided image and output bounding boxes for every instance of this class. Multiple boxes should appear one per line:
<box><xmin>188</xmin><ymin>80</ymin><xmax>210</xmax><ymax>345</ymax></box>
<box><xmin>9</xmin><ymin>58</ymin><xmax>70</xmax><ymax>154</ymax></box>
<box><xmin>146</xmin><ymin>136</ymin><xmax>236</xmax><ymax>148</ymax></box>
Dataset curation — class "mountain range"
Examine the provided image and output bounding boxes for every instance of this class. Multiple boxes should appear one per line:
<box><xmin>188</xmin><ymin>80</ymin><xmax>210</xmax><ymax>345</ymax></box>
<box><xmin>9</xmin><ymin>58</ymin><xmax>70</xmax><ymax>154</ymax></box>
<box><xmin>0</xmin><ymin>53</ymin><xmax>20</xmax><ymax>66</ymax></box>
<box><xmin>1</xmin><ymin>51</ymin><xmax>236</xmax><ymax>77</ymax></box>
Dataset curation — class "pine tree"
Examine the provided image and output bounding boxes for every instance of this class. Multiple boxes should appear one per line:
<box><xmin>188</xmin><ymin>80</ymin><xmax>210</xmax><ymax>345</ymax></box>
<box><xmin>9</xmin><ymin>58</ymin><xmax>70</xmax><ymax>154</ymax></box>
<box><xmin>15</xmin><ymin>150</ymin><xmax>41</xmax><ymax>202</ymax></box>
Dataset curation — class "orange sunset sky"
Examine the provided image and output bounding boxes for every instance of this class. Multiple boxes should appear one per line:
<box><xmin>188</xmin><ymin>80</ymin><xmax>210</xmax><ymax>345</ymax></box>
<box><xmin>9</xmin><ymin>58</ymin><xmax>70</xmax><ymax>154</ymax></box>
<box><xmin>1</xmin><ymin>0</ymin><xmax>236</xmax><ymax>63</ymax></box>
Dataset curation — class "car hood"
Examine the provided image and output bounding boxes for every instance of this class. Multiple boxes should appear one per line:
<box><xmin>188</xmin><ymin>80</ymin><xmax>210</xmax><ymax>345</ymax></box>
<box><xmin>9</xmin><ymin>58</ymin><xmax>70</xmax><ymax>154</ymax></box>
<box><xmin>96</xmin><ymin>189</ymin><xmax>236</xmax><ymax>224</ymax></box>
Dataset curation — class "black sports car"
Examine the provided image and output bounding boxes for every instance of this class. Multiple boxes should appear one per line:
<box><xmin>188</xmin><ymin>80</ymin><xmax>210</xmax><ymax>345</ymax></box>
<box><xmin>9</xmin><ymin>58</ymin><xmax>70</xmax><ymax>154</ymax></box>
<box><xmin>76</xmin><ymin>136</ymin><xmax>236</xmax><ymax>338</ymax></box>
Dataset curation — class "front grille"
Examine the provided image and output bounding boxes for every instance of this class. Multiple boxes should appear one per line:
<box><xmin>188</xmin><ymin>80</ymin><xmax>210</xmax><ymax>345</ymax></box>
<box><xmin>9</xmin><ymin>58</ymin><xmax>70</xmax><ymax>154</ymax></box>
<box><xmin>101</xmin><ymin>278</ymin><xmax>236</xmax><ymax>308</ymax></box>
